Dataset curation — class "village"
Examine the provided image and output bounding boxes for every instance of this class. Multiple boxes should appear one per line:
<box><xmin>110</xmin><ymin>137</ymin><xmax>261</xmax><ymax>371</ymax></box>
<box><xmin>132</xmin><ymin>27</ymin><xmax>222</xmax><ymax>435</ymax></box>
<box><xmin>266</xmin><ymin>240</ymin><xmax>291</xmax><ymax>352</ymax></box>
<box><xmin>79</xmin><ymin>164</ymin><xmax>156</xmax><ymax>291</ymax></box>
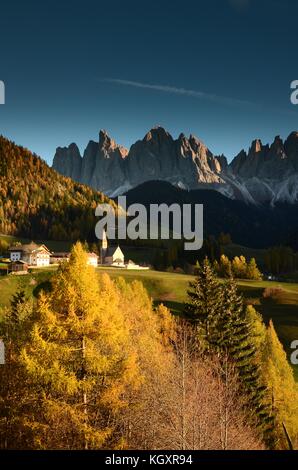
<box><xmin>0</xmin><ymin>231</ymin><xmax>149</xmax><ymax>275</ymax></box>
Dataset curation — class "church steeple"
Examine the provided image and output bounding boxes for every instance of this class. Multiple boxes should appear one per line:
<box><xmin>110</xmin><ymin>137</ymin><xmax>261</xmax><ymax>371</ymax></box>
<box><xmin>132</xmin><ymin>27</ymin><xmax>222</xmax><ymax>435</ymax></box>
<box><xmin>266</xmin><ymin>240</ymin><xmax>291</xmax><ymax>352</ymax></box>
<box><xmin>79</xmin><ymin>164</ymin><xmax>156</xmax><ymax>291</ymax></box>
<box><xmin>100</xmin><ymin>229</ymin><xmax>108</xmax><ymax>264</ymax></box>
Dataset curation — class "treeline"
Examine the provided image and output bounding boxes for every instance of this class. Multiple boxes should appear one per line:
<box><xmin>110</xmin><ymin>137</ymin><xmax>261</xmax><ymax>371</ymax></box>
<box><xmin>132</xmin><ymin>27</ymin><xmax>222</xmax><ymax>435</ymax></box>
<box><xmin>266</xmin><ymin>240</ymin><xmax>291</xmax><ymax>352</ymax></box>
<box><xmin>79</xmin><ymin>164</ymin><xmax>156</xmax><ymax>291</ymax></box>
<box><xmin>264</xmin><ymin>246</ymin><xmax>298</xmax><ymax>275</ymax></box>
<box><xmin>0</xmin><ymin>136</ymin><xmax>115</xmax><ymax>241</ymax></box>
<box><xmin>0</xmin><ymin>244</ymin><xmax>297</xmax><ymax>449</ymax></box>
<box><xmin>212</xmin><ymin>254</ymin><xmax>262</xmax><ymax>280</ymax></box>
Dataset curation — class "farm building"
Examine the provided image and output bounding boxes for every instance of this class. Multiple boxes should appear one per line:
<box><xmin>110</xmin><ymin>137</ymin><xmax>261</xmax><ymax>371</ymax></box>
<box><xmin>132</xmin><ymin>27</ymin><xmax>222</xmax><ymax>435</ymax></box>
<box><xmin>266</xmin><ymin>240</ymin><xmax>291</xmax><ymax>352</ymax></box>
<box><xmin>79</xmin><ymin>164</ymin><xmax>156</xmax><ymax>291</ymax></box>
<box><xmin>8</xmin><ymin>242</ymin><xmax>51</xmax><ymax>267</ymax></box>
<box><xmin>9</xmin><ymin>260</ymin><xmax>29</xmax><ymax>274</ymax></box>
<box><xmin>87</xmin><ymin>252</ymin><xmax>99</xmax><ymax>267</ymax></box>
<box><xmin>50</xmin><ymin>252</ymin><xmax>70</xmax><ymax>264</ymax></box>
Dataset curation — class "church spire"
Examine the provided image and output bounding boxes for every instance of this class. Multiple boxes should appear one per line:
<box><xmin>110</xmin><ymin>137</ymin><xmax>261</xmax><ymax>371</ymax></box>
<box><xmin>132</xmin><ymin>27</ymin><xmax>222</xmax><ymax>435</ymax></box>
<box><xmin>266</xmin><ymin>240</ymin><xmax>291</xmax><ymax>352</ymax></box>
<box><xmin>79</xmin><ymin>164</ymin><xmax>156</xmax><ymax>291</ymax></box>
<box><xmin>100</xmin><ymin>229</ymin><xmax>108</xmax><ymax>264</ymax></box>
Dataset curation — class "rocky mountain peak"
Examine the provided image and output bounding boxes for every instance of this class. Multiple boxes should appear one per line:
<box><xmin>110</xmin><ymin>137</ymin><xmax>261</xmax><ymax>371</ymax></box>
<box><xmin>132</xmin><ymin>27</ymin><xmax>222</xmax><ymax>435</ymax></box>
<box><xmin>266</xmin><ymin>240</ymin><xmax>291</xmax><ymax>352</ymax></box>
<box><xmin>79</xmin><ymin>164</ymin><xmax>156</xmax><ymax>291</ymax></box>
<box><xmin>189</xmin><ymin>134</ymin><xmax>208</xmax><ymax>153</ymax></box>
<box><xmin>53</xmin><ymin>142</ymin><xmax>82</xmax><ymax>181</ymax></box>
<box><xmin>98</xmin><ymin>129</ymin><xmax>128</xmax><ymax>159</ymax></box>
<box><xmin>143</xmin><ymin>126</ymin><xmax>173</xmax><ymax>144</ymax></box>
<box><xmin>53</xmin><ymin>127</ymin><xmax>298</xmax><ymax>205</ymax></box>
<box><xmin>68</xmin><ymin>142</ymin><xmax>81</xmax><ymax>154</ymax></box>
<box><xmin>249</xmin><ymin>139</ymin><xmax>263</xmax><ymax>155</ymax></box>
<box><xmin>269</xmin><ymin>135</ymin><xmax>286</xmax><ymax>158</ymax></box>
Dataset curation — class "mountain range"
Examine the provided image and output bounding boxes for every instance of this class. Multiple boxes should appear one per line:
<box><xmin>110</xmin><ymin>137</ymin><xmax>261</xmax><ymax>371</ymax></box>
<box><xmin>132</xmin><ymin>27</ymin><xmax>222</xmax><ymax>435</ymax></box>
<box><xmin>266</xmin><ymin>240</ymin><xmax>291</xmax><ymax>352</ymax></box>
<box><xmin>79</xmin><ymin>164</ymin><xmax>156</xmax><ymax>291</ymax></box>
<box><xmin>53</xmin><ymin>126</ymin><xmax>298</xmax><ymax>205</ymax></box>
<box><xmin>1</xmin><ymin>133</ymin><xmax>298</xmax><ymax>249</ymax></box>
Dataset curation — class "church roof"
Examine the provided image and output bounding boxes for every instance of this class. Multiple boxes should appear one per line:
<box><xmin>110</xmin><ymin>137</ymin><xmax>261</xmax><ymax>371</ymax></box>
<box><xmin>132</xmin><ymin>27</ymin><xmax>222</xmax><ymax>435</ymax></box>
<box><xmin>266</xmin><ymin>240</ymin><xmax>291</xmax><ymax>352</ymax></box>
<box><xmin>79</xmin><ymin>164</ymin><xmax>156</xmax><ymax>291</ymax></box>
<box><xmin>106</xmin><ymin>246</ymin><xmax>123</xmax><ymax>257</ymax></box>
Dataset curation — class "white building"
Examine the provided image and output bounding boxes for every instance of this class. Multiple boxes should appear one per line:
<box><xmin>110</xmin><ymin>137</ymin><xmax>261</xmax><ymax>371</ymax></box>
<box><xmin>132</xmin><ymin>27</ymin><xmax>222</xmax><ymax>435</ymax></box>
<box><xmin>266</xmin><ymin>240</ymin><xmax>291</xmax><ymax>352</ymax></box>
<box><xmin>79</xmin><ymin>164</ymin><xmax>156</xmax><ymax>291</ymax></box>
<box><xmin>100</xmin><ymin>230</ymin><xmax>125</xmax><ymax>266</ymax></box>
<box><xmin>87</xmin><ymin>252</ymin><xmax>98</xmax><ymax>267</ymax></box>
<box><xmin>99</xmin><ymin>231</ymin><xmax>148</xmax><ymax>269</ymax></box>
<box><xmin>104</xmin><ymin>246</ymin><xmax>125</xmax><ymax>267</ymax></box>
<box><xmin>8</xmin><ymin>242</ymin><xmax>51</xmax><ymax>267</ymax></box>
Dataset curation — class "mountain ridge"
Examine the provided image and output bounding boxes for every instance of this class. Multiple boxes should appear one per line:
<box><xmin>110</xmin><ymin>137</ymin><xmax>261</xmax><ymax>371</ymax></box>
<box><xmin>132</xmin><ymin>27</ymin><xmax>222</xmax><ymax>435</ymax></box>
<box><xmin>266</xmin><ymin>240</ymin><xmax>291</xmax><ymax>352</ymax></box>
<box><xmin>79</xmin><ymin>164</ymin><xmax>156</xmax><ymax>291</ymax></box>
<box><xmin>52</xmin><ymin>126</ymin><xmax>298</xmax><ymax>205</ymax></box>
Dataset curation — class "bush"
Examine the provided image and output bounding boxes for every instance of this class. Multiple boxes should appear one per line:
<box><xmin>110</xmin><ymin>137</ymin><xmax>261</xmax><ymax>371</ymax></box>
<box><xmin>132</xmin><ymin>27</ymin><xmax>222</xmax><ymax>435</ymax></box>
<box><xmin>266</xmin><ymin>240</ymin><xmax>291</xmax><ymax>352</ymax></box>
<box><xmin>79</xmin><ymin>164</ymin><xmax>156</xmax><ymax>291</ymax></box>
<box><xmin>262</xmin><ymin>287</ymin><xmax>284</xmax><ymax>302</ymax></box>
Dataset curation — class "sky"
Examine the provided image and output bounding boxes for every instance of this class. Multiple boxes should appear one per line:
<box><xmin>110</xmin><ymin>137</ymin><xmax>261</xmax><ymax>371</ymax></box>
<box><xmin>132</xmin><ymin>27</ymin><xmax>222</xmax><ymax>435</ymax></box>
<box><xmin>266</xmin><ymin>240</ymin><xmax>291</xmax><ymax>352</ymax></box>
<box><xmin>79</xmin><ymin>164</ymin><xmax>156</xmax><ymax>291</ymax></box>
<box><xmin>0</xmin><ymin>0</ymin><xmax>298</xmax><ymax>163</ymax></box>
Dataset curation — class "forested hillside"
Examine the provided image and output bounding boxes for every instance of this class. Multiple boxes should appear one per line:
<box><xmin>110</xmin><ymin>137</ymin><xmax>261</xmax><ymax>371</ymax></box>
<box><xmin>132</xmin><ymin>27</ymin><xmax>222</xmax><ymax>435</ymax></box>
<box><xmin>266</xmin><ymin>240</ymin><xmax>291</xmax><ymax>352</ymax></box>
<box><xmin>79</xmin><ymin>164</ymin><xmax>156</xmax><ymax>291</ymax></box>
<box><xmin>0</xmin><ymin>136</ymin><xmax>114</xmax><ymax>241</ymax></box>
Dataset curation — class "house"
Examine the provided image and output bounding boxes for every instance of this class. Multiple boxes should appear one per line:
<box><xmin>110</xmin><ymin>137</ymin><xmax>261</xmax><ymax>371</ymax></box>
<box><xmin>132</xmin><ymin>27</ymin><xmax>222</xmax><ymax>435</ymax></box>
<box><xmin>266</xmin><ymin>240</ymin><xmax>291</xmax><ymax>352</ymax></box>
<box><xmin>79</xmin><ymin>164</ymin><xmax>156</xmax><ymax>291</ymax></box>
<box><xmin>87</xmin><ymin>252</ymin><xmax>98</xmax><ymax>267</ymax></box>
<box><xmin>50</xmin><ymin>252</ymin><xmax>70</xmax><ymax>264</ymax></box>
<box><xmin>9</xmin><ymin>260</ymin><xmax>28</xmax><ymax>274</ymax></box>
<box><xmin>8</xmin><ymin>242</ymin><xmax>51</xmax><ymax>267</ymax></box>
<box><xmin>126</xmin><ymin>259</ymin><xmax>149</xmax><ymax>271</ymax></box>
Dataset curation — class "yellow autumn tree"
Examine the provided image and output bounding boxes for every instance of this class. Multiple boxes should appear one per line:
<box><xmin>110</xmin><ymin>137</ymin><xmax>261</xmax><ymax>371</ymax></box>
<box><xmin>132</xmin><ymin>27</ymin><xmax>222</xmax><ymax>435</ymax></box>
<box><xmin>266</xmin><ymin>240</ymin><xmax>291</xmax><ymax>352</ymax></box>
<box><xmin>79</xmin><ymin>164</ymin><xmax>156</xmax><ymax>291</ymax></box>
<box><xmin>21</xmin><ymin>242</ymin><xmax>140</xmax><ymax>449</ymax></box>
<box><xmin>261</xmin><ymin>320</ymin><xmax>298</xmax><ymax>448</ymax></box>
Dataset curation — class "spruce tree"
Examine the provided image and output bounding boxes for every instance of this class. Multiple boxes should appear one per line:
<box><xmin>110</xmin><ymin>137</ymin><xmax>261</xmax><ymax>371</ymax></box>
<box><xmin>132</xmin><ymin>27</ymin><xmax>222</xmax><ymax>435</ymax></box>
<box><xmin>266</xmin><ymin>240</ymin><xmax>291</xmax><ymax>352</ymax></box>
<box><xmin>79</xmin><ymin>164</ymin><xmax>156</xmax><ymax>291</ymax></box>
<box><xmin>10</xmin><ymin>289</ymin><xmax>26</xmax><ymax>324</ymax></box>
<box><xmin>218</xmin><ymin>279</ymin><xmax>275</xmax><ymax>444</ymax></box>
<box><xmin>185</xmin><ymin>258</ymin><xmax>223</xmax><ymax>349</ymax></box>
<box><xmin>185</xmin><ymin>265</ymin><xmax>276</xmax><ymax>446</ymax></box>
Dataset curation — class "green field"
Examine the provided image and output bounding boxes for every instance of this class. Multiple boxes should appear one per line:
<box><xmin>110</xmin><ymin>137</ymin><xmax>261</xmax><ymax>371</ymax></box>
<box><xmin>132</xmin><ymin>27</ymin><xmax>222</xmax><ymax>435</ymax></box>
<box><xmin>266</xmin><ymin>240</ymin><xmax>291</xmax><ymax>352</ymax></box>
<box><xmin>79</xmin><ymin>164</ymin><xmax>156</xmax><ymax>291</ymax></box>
<box><xmin>1</xmin><ymin>266</ymin><xmax>298</xmax><ymax>379</ymax></box>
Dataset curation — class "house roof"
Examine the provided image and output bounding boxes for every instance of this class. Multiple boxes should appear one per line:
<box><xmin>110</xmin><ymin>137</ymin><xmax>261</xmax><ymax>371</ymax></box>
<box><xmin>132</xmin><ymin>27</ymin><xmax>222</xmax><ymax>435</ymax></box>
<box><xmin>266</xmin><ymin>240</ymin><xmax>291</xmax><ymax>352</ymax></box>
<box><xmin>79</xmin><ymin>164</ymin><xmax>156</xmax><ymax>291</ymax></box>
<box><xmin>88</xmin><ymin>252</ymin><xmax>98</xmax><ymax>258</ymax></box>
<box><xmin>9</xmin><ymin>260</ymin><xmax>28</xmax><ymax>265</ymax></box>
<box><xmin>51</xmin><ymin>252</ymin><xmax>70</xmax><ymax>257</ymax></box>
<box><xmin>9</xmin><ymin>242</ymin><xmax>51</xmax><ymax>254</ymax></box>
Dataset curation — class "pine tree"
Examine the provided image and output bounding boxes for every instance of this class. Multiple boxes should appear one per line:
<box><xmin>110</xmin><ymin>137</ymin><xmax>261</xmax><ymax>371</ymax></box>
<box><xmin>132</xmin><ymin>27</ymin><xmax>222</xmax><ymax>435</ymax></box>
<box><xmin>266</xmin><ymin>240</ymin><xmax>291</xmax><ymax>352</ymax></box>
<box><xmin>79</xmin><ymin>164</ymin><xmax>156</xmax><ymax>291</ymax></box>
<box><xmin>217</xmin><ymin>279</ymin><xmax>275</xmax><ymax>444</ymax></box>
<box><xmin>185</xmin><ymin>266</ymin><xmax>275</xmax><ymax>446</ymax></box>
<box><xmin>10</xmin><ymin>288</ymin><xmax>26</xmax><ymax>323</ymax></box>
<box><xmin>184</xmin><ymin>258</ymin><xmax>223</xmax><ymax>349</ymax></box>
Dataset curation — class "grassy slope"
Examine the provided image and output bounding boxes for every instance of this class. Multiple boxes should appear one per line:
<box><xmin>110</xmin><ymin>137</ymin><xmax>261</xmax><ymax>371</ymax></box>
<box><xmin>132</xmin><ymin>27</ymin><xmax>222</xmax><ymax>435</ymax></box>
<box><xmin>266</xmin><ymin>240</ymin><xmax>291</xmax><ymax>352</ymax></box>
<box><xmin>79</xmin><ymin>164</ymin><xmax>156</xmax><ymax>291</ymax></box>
<box><xmin>1</xmin><ymin>266</ymin><xmax>298</xmax><ymax>378</ymax></box>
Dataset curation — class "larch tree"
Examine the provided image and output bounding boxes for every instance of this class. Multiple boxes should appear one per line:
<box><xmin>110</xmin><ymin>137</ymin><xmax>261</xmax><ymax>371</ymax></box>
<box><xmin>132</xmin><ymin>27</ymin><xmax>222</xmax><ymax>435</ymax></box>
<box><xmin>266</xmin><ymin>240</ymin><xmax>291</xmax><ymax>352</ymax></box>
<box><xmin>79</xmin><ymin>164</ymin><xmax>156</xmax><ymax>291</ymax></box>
<box><xmin>0</xmin><ymin>289</ymin><xmax>35</xmax><ymax>449</ymax></box>
<box><xmin>261</xmin><ymin>320</ymin><xmax>298</xmax><ymax>448</ymax></box>
<box><xmin>20</xmin><ymin>242</ymin><xmax>140</xmax><ymax>449</ymax></box>
<box><xmin>246</xmin><ymin>258</ymin><xmax>262</xmax><ymax>281</ymax></box>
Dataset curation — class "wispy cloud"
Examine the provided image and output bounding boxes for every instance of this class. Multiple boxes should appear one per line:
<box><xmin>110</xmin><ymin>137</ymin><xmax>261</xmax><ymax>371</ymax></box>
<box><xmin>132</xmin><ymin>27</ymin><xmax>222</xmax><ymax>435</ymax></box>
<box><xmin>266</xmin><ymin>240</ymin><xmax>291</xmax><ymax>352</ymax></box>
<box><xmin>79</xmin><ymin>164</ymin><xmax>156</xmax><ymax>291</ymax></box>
<box><xmin>102</xmin><ymin>78</ymin><xmax>255</xmax><ymax>108</ymax></box>
<box><xmin>101</xmin><ymin>78</ymin><xmax>298</xmax><ymax>117</ymax></box>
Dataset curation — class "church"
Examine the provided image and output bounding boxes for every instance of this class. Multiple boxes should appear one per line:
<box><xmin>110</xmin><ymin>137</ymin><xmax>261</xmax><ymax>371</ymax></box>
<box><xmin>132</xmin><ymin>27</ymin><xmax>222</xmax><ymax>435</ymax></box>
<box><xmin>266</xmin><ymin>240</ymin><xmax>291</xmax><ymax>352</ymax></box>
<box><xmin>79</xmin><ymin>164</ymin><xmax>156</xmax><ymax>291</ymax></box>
<box><xmin>100</xmin><ymin>231</ymin><xmax>125</xmax><ymax>267</ymax></box>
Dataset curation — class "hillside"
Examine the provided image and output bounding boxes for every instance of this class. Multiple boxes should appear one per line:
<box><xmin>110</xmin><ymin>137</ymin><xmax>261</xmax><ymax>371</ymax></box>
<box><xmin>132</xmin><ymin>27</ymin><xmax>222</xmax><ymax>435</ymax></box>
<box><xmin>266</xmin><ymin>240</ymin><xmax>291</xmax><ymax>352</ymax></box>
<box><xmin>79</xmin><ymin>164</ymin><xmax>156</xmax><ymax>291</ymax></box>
<box><xmin>124</xmin><ymin>180</ymin><xmax>298</xmax><ymax>249</ymax></box>
<box><xmin>0</xmin><ymin>136</ymin><xmax>115</xmax><ymax>241</ymax></box>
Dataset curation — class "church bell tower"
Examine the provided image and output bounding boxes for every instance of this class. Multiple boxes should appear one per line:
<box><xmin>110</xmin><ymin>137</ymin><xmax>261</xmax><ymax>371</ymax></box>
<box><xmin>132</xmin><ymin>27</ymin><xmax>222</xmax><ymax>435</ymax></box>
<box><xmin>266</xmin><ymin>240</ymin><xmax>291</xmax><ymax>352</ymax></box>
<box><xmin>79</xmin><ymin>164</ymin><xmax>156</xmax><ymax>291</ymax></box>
<box><xmin>100</xmin><ymin>229</ymin><xmax>108</xmax><ymax>264</ymax></box>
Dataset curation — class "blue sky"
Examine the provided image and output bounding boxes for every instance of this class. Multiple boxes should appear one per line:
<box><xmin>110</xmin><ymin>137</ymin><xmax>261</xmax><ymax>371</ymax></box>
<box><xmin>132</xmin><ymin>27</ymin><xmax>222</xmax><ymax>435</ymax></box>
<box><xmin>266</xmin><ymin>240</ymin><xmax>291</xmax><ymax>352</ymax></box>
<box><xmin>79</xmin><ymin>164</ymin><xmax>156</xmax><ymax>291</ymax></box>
<box><xmin>0</xmin><ymin>0</ymin><xmax>298</xmax><ymax>163</ymax></box>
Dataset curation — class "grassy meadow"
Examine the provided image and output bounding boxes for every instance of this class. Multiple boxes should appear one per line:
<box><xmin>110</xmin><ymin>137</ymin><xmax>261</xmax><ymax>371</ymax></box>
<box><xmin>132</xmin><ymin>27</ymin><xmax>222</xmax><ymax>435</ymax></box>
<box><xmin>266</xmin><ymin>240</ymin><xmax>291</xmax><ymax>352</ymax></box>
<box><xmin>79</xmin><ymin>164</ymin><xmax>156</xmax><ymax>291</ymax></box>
<box><xmin>1</xmin><ymin>265</ymin><xmax>298</xmax><ymax>378</ymax></box>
